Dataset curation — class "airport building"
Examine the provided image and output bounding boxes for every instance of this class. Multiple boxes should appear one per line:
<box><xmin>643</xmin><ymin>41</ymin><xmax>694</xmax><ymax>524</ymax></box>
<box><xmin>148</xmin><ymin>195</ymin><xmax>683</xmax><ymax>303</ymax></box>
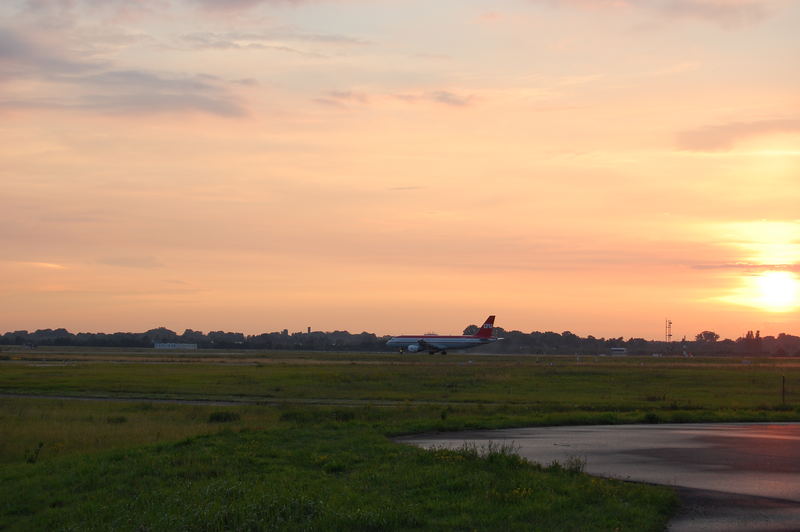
<box><xmin>153</xmin><ymin>343</ymin><xmax>198</xmax><ymax>350</ymax></box>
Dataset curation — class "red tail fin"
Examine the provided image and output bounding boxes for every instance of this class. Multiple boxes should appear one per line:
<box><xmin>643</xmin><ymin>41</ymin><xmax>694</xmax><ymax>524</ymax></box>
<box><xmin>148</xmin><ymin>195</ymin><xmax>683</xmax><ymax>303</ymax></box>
<box><xmin>474</xmin><ymin>315</ymin><xmax>495</xmax><ymax>338</ymax></box>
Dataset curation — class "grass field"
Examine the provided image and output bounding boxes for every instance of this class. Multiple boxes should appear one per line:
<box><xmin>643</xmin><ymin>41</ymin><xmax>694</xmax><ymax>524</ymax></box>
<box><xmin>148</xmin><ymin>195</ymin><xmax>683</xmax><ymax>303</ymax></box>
<box><xmin>2</xmin><ymin>349</ymin><xmax>799</xmax><ymax>530</ymax></box>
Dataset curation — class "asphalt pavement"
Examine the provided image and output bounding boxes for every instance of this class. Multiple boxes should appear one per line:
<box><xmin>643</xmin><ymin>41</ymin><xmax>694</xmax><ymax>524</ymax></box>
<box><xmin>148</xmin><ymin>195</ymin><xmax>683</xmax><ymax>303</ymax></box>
<box><xmin>398</xmin><ymin>423</ymin><xmax>800</xmax><ymax>531</ymax></box>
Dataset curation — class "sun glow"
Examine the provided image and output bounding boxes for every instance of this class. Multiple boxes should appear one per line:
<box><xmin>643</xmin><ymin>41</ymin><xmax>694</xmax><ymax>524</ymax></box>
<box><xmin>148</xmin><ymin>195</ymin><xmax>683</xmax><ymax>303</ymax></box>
<box><xmin>723</xmin><ymin>221</ymin><xmax>800</xmax><ymax>265</ymax></box>
<box><xmin>721</xmin><ymin>270</ymin><xmax>800</xmax><ymax>313</ymax></box>
<box><xmin>752</xmin><ymin>271</ymin><xmax>799</xmax><ymax>312</ymax></box>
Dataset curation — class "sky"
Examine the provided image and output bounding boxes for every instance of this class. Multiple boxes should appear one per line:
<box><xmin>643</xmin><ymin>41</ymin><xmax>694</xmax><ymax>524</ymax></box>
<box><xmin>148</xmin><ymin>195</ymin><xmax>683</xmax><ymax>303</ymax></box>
<box><xmin>1</xmin><ymin>0</ymin><xmax>799</xmax><ymax>340</ymax></box>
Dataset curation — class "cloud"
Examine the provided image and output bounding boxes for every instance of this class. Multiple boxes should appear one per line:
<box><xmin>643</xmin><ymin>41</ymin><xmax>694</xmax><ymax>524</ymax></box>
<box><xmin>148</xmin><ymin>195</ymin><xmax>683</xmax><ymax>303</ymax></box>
<box><xmin>178</xmin><ymin>29</ymin><xmax>368</xmax><ymax>54</ymax></box>
<box><xmin>535</xmin><ymin>0</ymin><xmax>776</xmax><ymax>28</ymax></box>
<box><xmin>429</xmin><ymin>91</ymin><xmax>474</xmax><ymax>107</ymax></box>
<box><xmin>313</xmin><ymin>90</ymin><xmax>370</xmax><ymax>108</ymax></box>
<box><xmin>313</xmin><ymin>97</ymin><xmax>346</xmax><ymax>108</ymax></box>
<box><xmin>393</xmin><ymin>90</ymin><xmax>476</xmax><ymax>107</ymax></box>
<box><xmin>179</xmin><ymin>32</ymin><xmax>322</xmax><ymax>56</ymax></box>
<box><xmin>98</xmin><ymin>256</ymin><xmax>164</xmax><ymax>269</ymax></box>
<box><xmin>677</xmin><ymin>118</ymin><xmax>800</xmax><ymax>151</ymax></box>
<box><xmin>1</xmin><ymin>70</ymin><xmax>246</xmax><ymax>116</ymax></box>
<box><xmin>80</xmin><ymin>90</ymin><xmax>245</xmax><ymax>116</ymax></box>
<box><xmin>0</xmin><ymin>27</ymin><xmax>101</xmax><ymax>78</ymax></box>
<box><xmin>692</xmin><ymin>262</ymin><xmax>800</xmax><ymax>271</ymax></box>
<box><xmin>328</xmin><ymin>90</ymin><xmax>369</xmax><ymax>103</ymax></box>
<box><xmin>0</xmin><ymin>27</ymin><xmax>246</xmax><ymax>116</ymax></box>
<box><xmin>317</xmin><ymin>89</ymin><xmax>476</xmax><ymax>110</ymax></box>
<box><xmin>189</xmin><ymin>0</ymin><xmax>314</xmax><ymax>13</ymax></box>
<box><xmin>18</xmin><ymin>261</ymin><xmax>67</xmax><ymax>270</ymax></box>
<box><xmin>20</xmin><ymin>0</ymin><xmax>165</xmax><ymax>27</ymax></box>
<box><xmin>657</xmin><ymin>0</ymin><xmax>771</xmax><ymax>28</ymax></box>
<box><xmin>191</xmin><ymin>0</ymin><xmax>270</xmax><ymax>10</ymax></box>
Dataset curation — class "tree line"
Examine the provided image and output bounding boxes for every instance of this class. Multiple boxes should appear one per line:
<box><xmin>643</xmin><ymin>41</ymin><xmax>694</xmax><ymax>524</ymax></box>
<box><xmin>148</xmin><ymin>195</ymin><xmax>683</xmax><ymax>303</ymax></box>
<box><xmin>2</xmin><ymin>325</ymin><xmax>800</xmax><ymax>356</ymax></box>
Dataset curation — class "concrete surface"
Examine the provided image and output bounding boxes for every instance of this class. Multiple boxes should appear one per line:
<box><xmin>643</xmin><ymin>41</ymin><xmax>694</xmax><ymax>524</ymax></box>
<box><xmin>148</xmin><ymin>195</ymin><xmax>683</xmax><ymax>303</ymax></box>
<box><xmin>398</xmin><ymin>423</ymin><xmax>800</xmax><ymax>531</ymax></box>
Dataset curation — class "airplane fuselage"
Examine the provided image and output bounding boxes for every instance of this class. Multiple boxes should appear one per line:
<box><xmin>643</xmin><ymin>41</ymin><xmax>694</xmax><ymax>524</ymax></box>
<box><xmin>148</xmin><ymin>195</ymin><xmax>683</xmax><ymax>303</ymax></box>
<box><xmin>386</xmin><ymin>335</ymin><xmax>496</xmax><ymax>353</ymax></box>
<box><xmin>386</xmin><ymin>316</ymin><xmax>500</xmax><ymax>354</ymax></box>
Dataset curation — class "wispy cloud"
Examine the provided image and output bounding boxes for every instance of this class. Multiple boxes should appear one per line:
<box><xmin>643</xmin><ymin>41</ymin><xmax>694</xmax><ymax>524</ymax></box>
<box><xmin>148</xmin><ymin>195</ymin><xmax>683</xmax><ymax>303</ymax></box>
<box><xmin>179</xmin><ymin>33</ymin><xmax>319</xmax><ymax>56</ymax></box>
<box><xmin>0</xmin><ymin>28</ymin><xmax>246</xmax><ymax>116</ymax></box>
<box><xmin>98</xmin><ymin>256</ymin><xmax>164</xmax><ymax>269</ymax></box>
<box><xmin>19</xmin><ymin>261</ymin><xmax>67</xmax><ymax>270</ymax></box>
<box><xmin>312</xmin><ymin>90</ymin><xmax>370</xmax><ymax>108</ymax></box>
<box><xmin>189</xmin><ymin>0</ymin><xmax>294</xmax><ymax>12</ymax></box>
<box><xmin>177</xmin><ymin>29</ymin><xmax>368</xmax><ymax>55</ymax></box>
<box><xmin>535</xmin><ymin>0</ymin><xmax>776</xmax><ymax>28</ymax></box>
<box><xmin>394</xmin><ymin>90</ymin><xmax>476</xmax><ymax>108</ymax></box>
<box><xmin>430</xmin><ymin>91</ymin><xmax>474</xmax><ymax>107</ymax></box>
<box><xmin>692</xmin><ymin>262</ymin><xmax>800</xmax><ymax>272</ymax></box>
<box><xmin>678</xmin><ymin>118</ymin><xmax>800</xmax><ymax>151</ymax></box>
<box><xmin>657</xmin><ymin>0</ymin><xmax>771</xmax><ymax>28</ymax></box>
<box><xmin>0</xmin><ymin>26</ymin><xmax>102</xmax><ymax>79</ymax></box>
<box><xmin>313</xmin><ymin>97</ymin><xmax>347</xmax><ymax>108</ymax></box>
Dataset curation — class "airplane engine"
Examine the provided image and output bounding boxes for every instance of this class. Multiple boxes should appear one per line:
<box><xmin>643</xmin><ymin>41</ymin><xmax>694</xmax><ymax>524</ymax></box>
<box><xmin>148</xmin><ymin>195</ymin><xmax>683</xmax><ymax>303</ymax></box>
<box><xmin>406</xmin><ymin>344</ymin><xmax>421</xmax><ymax>353</ymax></box>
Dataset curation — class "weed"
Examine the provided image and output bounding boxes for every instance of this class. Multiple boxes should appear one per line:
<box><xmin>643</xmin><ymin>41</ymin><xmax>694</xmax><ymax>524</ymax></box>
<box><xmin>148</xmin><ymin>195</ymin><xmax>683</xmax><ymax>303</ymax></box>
<box><xmin>547</xmin><ymin>454</ymin><xmax>586</xmax><ymax>474</ymax></box>
<box><xmin>106</xmin><ymin>416</ymin><xmax>127</xmax><ymax>424</ymax></box>
<box><xmin>208</xmin><ymin>412</ymin><xmax>240</xmax><ymax>423</ymax></box>
<box><xmin>643</xmin><ymin>412</ymin><xmax>661</xmax><ymax>424</ymax></box>
<box><xmin>25</xmin><ymin>442</ymin><xmax>43</xmax><ymax>464</ymax></box>
<box><xmin>128</xmin><ymin>403</ymin><xmax>156</xmax><ymax>412</ymax></box>
<box><xmin>331</xmin><ymin>410</ymin><xmax>355</xmax><ymax>422</ymax></box>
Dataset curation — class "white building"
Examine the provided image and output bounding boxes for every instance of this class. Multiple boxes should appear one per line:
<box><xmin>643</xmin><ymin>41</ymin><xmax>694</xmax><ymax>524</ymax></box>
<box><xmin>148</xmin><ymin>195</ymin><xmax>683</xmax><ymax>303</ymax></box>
<box><xmin>153</xmin><ymin>343</ymin><xmax>197</xmax><ymax>350</ymax></box>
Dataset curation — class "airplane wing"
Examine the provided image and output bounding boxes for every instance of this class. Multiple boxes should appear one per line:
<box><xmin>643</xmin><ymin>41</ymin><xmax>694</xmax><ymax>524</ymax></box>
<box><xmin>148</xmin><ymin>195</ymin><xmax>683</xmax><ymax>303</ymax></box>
<box><xmin>417</xmin><ymin>339</ymin><xmax>446</xmax><ymax>351</ymax></box>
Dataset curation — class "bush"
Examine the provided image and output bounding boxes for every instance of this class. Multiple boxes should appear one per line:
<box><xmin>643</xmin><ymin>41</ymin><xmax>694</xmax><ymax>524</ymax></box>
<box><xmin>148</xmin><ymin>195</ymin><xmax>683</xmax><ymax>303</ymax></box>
<box><xmin>643</xmin><ymin>412</ymin><xmax>660</xmax><ymax>424</ymax></box>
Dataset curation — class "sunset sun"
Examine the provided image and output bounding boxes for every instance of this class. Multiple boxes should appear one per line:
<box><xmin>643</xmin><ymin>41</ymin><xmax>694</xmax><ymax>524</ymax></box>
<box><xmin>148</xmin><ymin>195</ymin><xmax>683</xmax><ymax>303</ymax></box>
<box><xmin>752</xmin><ymin>271</ymin><xmax>800</xmax><ymax>312</ymax></box>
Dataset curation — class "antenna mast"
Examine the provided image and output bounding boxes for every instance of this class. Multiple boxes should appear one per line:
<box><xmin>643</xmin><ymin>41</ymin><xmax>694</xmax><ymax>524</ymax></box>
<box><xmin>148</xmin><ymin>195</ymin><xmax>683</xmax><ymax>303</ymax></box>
<box><xmin>665</xmin><ymin>319</ymin><xmax>672</xmax><ymax>344</ymax></box>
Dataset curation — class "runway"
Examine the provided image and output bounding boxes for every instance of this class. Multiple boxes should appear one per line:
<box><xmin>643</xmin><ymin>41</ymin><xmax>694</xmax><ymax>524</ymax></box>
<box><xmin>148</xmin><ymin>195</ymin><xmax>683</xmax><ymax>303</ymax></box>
<box><xmin>398</xmin><ymin>423</ymin><xmax>800</xmax><ymax>531</ymax></box>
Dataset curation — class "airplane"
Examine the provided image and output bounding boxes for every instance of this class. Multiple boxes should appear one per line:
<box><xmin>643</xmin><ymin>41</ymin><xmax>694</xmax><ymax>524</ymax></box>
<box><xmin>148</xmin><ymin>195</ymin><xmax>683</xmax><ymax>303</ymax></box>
<box><xmin>386</xmin><ymin>315</ymin><xmax>500</xmax><ymax>355</ymax></box>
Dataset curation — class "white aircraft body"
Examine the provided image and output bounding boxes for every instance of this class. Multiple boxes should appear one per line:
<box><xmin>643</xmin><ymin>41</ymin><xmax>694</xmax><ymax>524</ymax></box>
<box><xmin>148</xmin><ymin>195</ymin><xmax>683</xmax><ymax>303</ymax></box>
<box><xmin>386</xmin><ymin>315</ymin><xmax>499</xmax><ymax>355</ymax></box>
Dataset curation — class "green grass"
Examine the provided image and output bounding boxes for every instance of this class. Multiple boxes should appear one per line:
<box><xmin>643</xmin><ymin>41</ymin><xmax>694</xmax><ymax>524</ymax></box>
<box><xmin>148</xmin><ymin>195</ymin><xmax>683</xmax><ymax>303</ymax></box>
<box><xmin>0</xmin><ymin>398</ymin><xmax>280</xmax><ymax>465</ymax></box>
<box><xmin>0</xmin><ymin>420</ymin><xmax>677</xmax><ymax>531</ymax></box>
<box><xmin>1</xmin><ymin>351</ymin><xmax>798</xmax><ymax>530</ymax></box>
<box><xmin>2</xmin><ymin>354</ymin><xmax>798</xmax><ymax>409</ymax></box>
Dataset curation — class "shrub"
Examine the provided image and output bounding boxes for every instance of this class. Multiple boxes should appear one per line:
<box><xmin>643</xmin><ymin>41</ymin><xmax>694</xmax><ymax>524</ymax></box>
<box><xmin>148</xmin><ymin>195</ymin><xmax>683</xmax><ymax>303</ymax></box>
<box><xmin>643</xmin><ymin>412</ymin><xmax>660</xmax><ymax>424</ymax></box>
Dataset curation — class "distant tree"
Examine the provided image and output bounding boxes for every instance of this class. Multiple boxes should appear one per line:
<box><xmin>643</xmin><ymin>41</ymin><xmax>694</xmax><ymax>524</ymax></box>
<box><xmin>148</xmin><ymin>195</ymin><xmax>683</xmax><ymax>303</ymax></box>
<box><xmin>695</xmin><ymin>331</ymin><xmax>720</xmax><ymax>343</ymax></box>
<box><xmin>181</xmin><ymin>329</ymin><xmax>206</xmax><ymax>344</ymax></box>
<box><xmin>738</xmin><ymin>330</ymin><xmax>764</xmax><ymax>355</ymax></box>
<box><xmin>626</xmin><ymin>337</ymin><xmax>649</xmax><ymax>355</ymax></box>
<box><xmin>208</xmin><ymin>331</ymin><xmax>245</xmax><ymax>347</ymax></box>
<box><xmin>145</xmin><ymin>327</ymin><xmax>178</xmax><ymax>344</ymax></box>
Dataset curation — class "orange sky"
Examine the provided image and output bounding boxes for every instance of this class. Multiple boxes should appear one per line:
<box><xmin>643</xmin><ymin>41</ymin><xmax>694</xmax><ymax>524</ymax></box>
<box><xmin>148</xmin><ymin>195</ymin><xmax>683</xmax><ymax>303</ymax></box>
<box><xmin>1</xmin><ymin>0</ymin><xmax>799</xmax><ymax>339</ymax></box>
